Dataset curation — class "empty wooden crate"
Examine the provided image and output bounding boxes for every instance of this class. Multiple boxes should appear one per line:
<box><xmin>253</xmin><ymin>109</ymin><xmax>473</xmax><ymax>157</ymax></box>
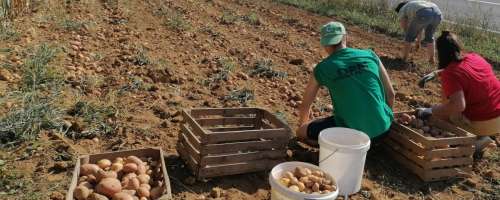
<box><xmin>177</xmin><ymin>107</ymin><xmax>292</xmax><ymax>179</ymax></box>
<box><xmin>384</xmin><ymin>115</ymin><xmax>476</xmax><ymax>182</ymax></box>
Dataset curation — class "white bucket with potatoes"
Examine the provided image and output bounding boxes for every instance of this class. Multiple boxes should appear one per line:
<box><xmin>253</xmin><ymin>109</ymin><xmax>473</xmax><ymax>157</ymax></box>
<box><xmin>318</xmin><ymin>128</ymin><xmax>371</xmax><ymax>197</ymax></box>
<box><xmin>269</xmin><ymin>162</ymin><xmax>339</xmax><ymax>200</ymax></box>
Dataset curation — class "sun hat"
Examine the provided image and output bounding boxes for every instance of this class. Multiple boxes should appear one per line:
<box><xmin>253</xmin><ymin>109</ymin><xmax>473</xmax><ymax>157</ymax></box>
<box><xmin>320</xmin><ymin>22</ymin><xmax>346</xmax><ymax>46</ymax></box>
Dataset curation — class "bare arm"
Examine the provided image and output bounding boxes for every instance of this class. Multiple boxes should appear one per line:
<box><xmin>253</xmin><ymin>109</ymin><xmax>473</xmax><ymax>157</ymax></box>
<box><xmin>298</xmin><ymin>75</ymin><xmax>320</xmax><ymax>126</ymax></box>
<box><xmin>378</xmin><ymin>61</ymin><xmax>395</xmax><ymax>108</ymax></box>
<box><xmin>431</xmin><ymin>91</ymin><xmax>466</xmax><ymax>118</ymax></box>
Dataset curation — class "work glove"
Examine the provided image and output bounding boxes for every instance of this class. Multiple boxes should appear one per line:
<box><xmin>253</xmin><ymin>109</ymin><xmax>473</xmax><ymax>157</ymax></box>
<box><xmin>418</xmin><ymin>70</ymin><xmax>440</xmax><ymax>88</ymax></box>
<box><xmin>415</xmin><ymin>107</ymin><xmax>433</xmax><ymax>120</ymax></box>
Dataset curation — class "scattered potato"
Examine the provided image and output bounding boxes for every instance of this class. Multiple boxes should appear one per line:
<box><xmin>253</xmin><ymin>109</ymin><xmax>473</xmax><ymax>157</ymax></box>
<box><xmin>278</xmin><ymin>166</ymin><xmax>336</xmax><ymax>195</ymax></box>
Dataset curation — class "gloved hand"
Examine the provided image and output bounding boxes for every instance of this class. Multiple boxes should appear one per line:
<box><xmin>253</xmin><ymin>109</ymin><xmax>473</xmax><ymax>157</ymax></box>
<box><xmin>418</xmin><ymin>70</ymin><xmax>440</xmax><ymax>88</ymax></box>
<box><xmin>415</xmin><ymin>107</ymin><xmax>433</xmax><ymax>120</ymax></box>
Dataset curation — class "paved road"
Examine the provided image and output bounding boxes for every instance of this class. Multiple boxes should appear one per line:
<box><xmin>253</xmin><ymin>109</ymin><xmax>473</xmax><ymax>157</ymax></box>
<box><xmin>385</xmin><ymin>0</ymin><xmax>500</xmax><ymax>33</ymax></box>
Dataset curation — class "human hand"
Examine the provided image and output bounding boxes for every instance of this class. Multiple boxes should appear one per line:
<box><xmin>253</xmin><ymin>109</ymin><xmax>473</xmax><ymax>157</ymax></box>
<box><xmin>415</xmin><ymin>107</ymin><xmax>433</xmax><ymax>120</ymax></box>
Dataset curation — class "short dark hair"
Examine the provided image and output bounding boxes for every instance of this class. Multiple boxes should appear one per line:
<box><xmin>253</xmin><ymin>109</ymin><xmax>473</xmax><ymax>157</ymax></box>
<box><xmin>395</xmin><ymin>1</ymin><xmax>409</xmax><ymax>13</ymax></box>
<box><xmin>436</xmin><ymin>31</ymin><xmax>463</xmax><ymax>69</ymax></box>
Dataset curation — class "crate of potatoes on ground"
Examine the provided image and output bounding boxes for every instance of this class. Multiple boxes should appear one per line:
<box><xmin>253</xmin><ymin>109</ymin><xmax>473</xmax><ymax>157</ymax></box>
<box><xmin>383</xmin><ymin>112</ymin><xmax>476</xmax><ymax>182</ymax></box>
<box><xmin>66</xmin><ymin>148</ymin><xmax>172</xmax><ymax>200</ymax></box>
<box><xmin>177</xmin><ymin>107</ymin><xmax>292</xmax><ymax>180</ymax></box>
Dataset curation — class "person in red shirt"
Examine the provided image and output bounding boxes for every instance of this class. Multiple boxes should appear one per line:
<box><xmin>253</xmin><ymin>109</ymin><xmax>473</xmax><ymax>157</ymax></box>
<box><xmin>417</xmin><ymin>31</ymin><xmax>500</xmax><ymax>152</ymax></box>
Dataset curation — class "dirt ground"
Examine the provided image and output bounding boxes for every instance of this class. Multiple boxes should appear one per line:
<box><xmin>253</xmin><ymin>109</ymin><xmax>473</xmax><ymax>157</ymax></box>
<box><xmin>0</xmin><ymin>0</ymin><xmax>498</xmax><ymax>199</ymax></box>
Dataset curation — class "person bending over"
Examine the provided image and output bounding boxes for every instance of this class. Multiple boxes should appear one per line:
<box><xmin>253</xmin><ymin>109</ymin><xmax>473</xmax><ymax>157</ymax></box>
<box><xmin>395</xmin><ymin>0</ymin><xmax>442</xmax><ymax>63</ymax></box>
<box><xmin>296</xmin><ymin>22</ymin><xmax>395</xmax><ymax>145</ymax></box>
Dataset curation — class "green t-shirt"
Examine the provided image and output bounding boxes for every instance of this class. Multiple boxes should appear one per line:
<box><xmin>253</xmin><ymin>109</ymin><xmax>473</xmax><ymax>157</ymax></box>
<box><xmin>313</xmin><ymin>48</ymin><xmax>393</xmax><ymax>138</ymax></box>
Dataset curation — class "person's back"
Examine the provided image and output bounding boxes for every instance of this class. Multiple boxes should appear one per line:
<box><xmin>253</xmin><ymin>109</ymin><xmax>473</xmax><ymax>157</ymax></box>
<box><xmin>440</xmin><ymin>53</ymin><xmax>500</xmax><ymax>121</ymax></box>
<box><xmin>314</xmin><ymin>48</ymin><xmax>393</xmax><ymax>138</ymax></box>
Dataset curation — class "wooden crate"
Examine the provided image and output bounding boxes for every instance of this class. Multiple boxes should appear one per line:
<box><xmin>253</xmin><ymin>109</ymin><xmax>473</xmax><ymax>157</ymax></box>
<box><xmin>384</xmin><ymin>113</ymin><xmax>476</xmax><ymax>182</ymax></box>
<box><xmin>177</xmin><ymin>107</ymin><xmax>292</xmax><ymax>179</ymax></box>
<box><xmin>66</xmin><ymin>148</ymin><xmax>172</xmax><ymax>200</ymax></box>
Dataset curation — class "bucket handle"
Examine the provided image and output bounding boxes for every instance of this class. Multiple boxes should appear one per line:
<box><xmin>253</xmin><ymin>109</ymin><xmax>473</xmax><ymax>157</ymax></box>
<box><xmin>318</xmin><ymin>148</ymin><xmax>339</xmax><ymax>165</ymax></box>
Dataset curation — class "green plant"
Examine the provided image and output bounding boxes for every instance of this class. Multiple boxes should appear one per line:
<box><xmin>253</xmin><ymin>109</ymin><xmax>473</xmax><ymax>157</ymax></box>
<box><xmin>271</xmin><ymin>28</ymin><xmax>288</xmax><ymax>38</ymax></box>
<box><xmin>60</xmin><ymin>19</ymin><xmax>85</xmax><ymax>31</ymax></box>
<box><xmin>0</xmin><ymin>21</ymin><xmax>19</xmax><ymax>41</ymax></box>
<box><xmin>0</xmin><ymin>44</ymin><xmax>64</xmax><ymax>147</ymax></box>
<box><xmin>250</xmin><ymin>59</ymin><xmax>287</xmax><ymax>79</ymax></box>
<box><xmin>224</xmin><ymin>88</ymin><xmax>254</xmax><ymax>104</ymax></box>
<box><xmin>163</xmin><ymin>8</ymin><xmax>191</xmax><ymax>31</ymax></box>
<box><xmin>220</xmin><ymin>10</ymin><xmax>238</xmax><ymax>25</ymax></box>
<box><xmin>133</xmin><ymin>47</ymin><xmax>151</xmax><ymax>66</ymax></box>
<box><xmin>243</xmin><ymin>12</ymin><xmax>261</xmax><ymax>25</ymax></box>
<box><xmin>66</xmin><ymin>101</ymin><xmax>117</xmax><ymax>139</ymax></box>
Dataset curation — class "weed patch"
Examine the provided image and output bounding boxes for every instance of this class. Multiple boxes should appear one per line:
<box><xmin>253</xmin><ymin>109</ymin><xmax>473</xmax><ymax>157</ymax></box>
<box><xmin>250</xmin><ymin>59</ymin><xmax>287</xmax><ymax>79</ymax></box>
<box><xmin>66</xmin><ymin>101</ymin><xmax>117</xmax><ymax>139</ymax></box>
<box><xmin>60</xmin><ymin>19</ymin><xmax>85</xmax><ymax>31</ymax></box>
<box><xmin>223</xmin><ymin>88</ymin><xmax>254</xmax><ymax>104</ymax></box>
<box><xmin>243</xmin><ymin>12</ymin><xmax>261</xmax><ymax>26</ymax></box>
<box><xmin>0</xmin><ymin>21</ymin><xmax>19</xmax><ymax>41</ymax></box>
<box><xmin>220</xmin><ymin>10</ymin><xmax>239</xmax><ymax>25</ymax></box>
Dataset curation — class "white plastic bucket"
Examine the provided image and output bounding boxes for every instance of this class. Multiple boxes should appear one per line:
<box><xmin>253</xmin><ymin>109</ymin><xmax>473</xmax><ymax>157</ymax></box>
<box><xmin>269</xmin><ymin>162</ymin><xmax>339</xmax><ymax>200</ymax></box>
<box><xmin>318</xmin><ymin>128</ymin><xmax>370</xmax><ymax>197</ymax></box>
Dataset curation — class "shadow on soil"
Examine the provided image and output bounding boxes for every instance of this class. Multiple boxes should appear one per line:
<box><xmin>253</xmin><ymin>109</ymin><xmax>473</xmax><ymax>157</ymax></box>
<box><xmin>380</xmin><ymin>56</ymin><xmax>418</xmax><ymax>71</ymax></box>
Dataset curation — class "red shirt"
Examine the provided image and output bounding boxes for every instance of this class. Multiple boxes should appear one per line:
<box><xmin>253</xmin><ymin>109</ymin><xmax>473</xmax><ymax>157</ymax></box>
<box><xmin>440</xmin><ymin>53</ymin><xmax>500</xmax><ymax>121</ymax></box>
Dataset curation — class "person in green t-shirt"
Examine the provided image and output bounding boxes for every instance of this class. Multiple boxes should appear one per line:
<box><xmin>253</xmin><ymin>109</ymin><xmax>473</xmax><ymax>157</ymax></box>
<box><xmin>296</xmin><ymin>22</ymin><xmax>395</xmax><ymax>145</ymax></box>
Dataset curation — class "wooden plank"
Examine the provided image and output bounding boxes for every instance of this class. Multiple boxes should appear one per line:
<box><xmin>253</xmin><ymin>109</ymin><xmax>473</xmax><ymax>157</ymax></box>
<box><xmin>202</xmin><ymin>139</ymin><xmax>287</xmax><ymax>154</ymax></box>
<box><xmin>205</xmin><ymin>128</ymin><xmax>289</xmax><ymax>144</ymax></box>
<box><xmin>254</xmin><ymin>109</ymin><xmax>264</xmax><ymax>129</ymax></box>
<box><xmin>391</xmin><ymin>123</ymin><xmax>430</xmax><ymax>147</ymax></box>
<box><xmin>182</xmin><ymin>110</ymin><xmax>207</xmax><ymax>139</ymax></box>
<box><xmin>387</xmin><ymin>130</ymin><xmax>426</xmax><ymax>156</ymax></box>
<box><xmin>199</xmin><ymin>159</ymin><xmax>284</xmax><ymax>178</ymax></box>
<box><xmin>423</xmin><ymin>166</ymin><xmax>472</xmax><ymax>182</ymax></box>
<box><xmin>427</xmin><ymin>136</ymin><xmax>476</xmax><ymax>148</ymax></box>
<box><xmin>196</xmin><ymin>117</ymin><xmax>256</xmax><ymax>127</ymax></box>
<box><xmin>429</xmin><ymin>118</ymin><xmax>472</xmax><ymax>137</ymax></box>
<box><xmin>261</xmin><ymin>121</ymin><xmax>274</xmax><ymax>129</ymax></box>
<box><xmin>383</xmin><ymin>145</ymin><xmax>425</xmax><ymax>180</ymax></box>
<box><xmin>190</xmin><ymin>107</ymin><xmax>257</xmax><ymax>118</ymax></box>
<box><xmin>263</xmin><ymin>109</ymin><xmax>289</xmax><ymax>129</ymax></box>
<box><xmin>426</xmin><ymin>157</ymin><xmax>473</xmax><ymax>169</ymax></box>
<box><xmin>384</xmin><ymin>138</ymin><xmax>429</xmax><ymax>169</ymax></box>
<box><xmin>200</xmin><ymin>149</ymin><xmax>285</xmax><ymax>166</ymax></box>
<box><xmin>179</xmin><ymin>133</ymin><xmax>201</xmax><ymax>161</ymax></box>
<box><xmin>206</xmin><ymin>126</ymin><xmax>256</xmax><ymax>132</ymax></box>
<box><xmin>177</xmin><ymin>142</ymin><xmax>199</xmax><ymax>176</ymax></box>
<box><xmin>425</xmin><ymin>146</ymin><xmax>474</xmax><ymax>159</ymax></box>
<box><xmin>181</xmin><ymin>124</ymin><xmax>202</xmax><ymax>151</ymax></box>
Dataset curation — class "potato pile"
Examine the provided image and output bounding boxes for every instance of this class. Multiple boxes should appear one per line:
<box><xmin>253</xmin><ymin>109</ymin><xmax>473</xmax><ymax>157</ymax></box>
<box><xmin>74</xmin><ymin>156</ymin><xmax>166</xmax><ymax>200</ymax></box>
<box><xmin>279</xmin><ymin>166</ymin><xmax>336</xmax><ymax>195</ymax></box>
<box><xmin>397</xmin><ymin>114</ymin><xmax>455</xmax><ymax>138</ymax></box>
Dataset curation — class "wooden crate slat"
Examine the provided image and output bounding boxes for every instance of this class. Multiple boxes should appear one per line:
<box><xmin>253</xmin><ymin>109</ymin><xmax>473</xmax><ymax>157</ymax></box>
<box><xmin>391</xmin><ymin>123</ymin><xmax>430</xmax><ymax>147</ymax></box>
<box><xmin>205</xmin><ymin>128</ymin><xmax>289</xmax><ymax>144</ymax></box>
<box><xmin>200</xmin><ymin>149</ymin><xmax>285</xmax><ymax>166</ymax></box>
<box><xmin>261</xmin><ymin>121</ymin><xmax>274</xmax><ymax>129</ymax></box>
<box><xmin>383</xmin><ymin>145</ymin><xmax>425</xmax><ymax>179</ymax></box>
<box><xmin>387</xmin><ymin>130</ymin><xmax>425</xmax><ymax>156</ymax></box>
<box><xmin>423</xmin><ymin>166</ymin><xmax>472</xmax><ymax>181</ymax></box>
<box><xmin>202</xmin><ymin>139</ymin><xmax>287</xmax><ymax>154</ymax></box>
<box><xmin>429</xmin><ymin>118</ymin><xmax>471</xmax><ymax>137</ymax></box>
<box><xmin>207</xmin><ymin>126</ymin><xmax>256</xmax><ymax>132</ymax></box>
<box><xmin>199</xmin><ymin>159</ymin><xmax>283</xmax><ymax>178</ymax></box>
<box><xmin>196</xmin><ymin>117</ymin><xmax>256</xmax><ymax>127</ymax></box>
<box><xmin>425</xmin><ymin>146</ymin><xmax>474</xmax><ymax>159</ymax></box>
<box><xmin>426</xmin><ymin>136</ymin><xmax>476</xmax><ymax>148</ymax></box>
<box><xmin>177</xmin><ymin>142</ymin><xmax>200</xmax><ymax>176</ymax></box>
<box><xmin>183</xmin><ymin>110</ymin><xmax>207</xmax><ymax>138</ymax></box>
<box><xmin>263</xmin><ymin>109</ymin><xmax>289</xmax><ymax>129</ymax></box>
<box><xmin>426</xmin><ymin>157</ymin><xmax>473</xmax><ymax>169</ymax></box>
<box><xmin>254</xmin><ymin>108</ymin><xmax>264</xmax><ymax>129</ymax></box>
<box><xmin>181</xmin><ymin>124</ymin><xmax>203</xmax><ymax>150</ymax></box>
<box><xmin>384</xmin><ymin>137</ymin><xmax>429</xmax><ymax>169</ymax></box>
<box><xmin>179</xmin><ymin>133</ymin><xmax>201</xmax><ymax>161</ymax></box>
<box><xmin>190</xmin><ymin>107</ymin><xmax>257</xmax><ymax>118</ymax></box>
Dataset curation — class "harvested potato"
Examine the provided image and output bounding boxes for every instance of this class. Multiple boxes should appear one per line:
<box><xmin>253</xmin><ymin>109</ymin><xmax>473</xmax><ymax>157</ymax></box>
<box><xmin>81</xmin><ymin>164</ymin><xmax>100</xmax><ymax>176</ymax></box>
<box><xmin>279</xmin><ymin>178</ymin><xmax>290</xmax><ymax>187</ymax></box>
<box><xmin>79</xmin><ymin>181</ymin><xmax>94</xmax><ymax>189</ymax></box>
<box><xmin>89</xmin><ymin>193</ymin><xmax>109</xmax><ymax>200</ymax></box>
<box><xmin>96</xmin><ymin>178</ymin><xmax>122</xmax><ymax>197</ymax></box>
<box><xmin>123</xmin><ymin>163</ymin><xmax>138</xmax><ymax>173</ymax></box>
<box><xmin>96</xmin><ymin>169</ymin><xmax>118</xmax><ymax>182</ymax></box>
<box><xmin>111</xmin><ymin>163</ymin><xmax>123</xmax><ymax>172</ymax></box>
<box><xmin>140</xmin><ymin>184</ymin><xmax>151</xmax><ymax>191</ymax></box>
<box><xmin>121</xmin><ymin>189</ymin><xmax>136</xmax><ymax>196</ymax></box>
<box><xmin>278</xmin><ymin>166</ymin><xmax>336</xmax><ymax>195</ymax></box>
<box><xmin>74</xmin><ymin>185</ymin><xmax>91</xmax><ymax>200</ymax></box>
<box><xmin>97</xmin><ymin>159</ymin><xmax>112</xmax><ymax>169</ymax></box>
<box><xmin>112</xmin><ymin>192</ymin><xmax>134</xmax><ymax>200</ymax></box>
<box><xmin>150</xmin><ymin>186</ymin><xmax>165</xmax><ymax>199</ymax></box>
<box><xmin>288</xmin><ymin>185</ymin><xmax>300</xmax><ymax>192</ymax></box>
<box><xmin>136</xmin><ymin>164</ymin><xmax>147</xmax><ymax>175</ymax></box>
<box><xmin>137</xmin><ymin>187</ymin><xmax>150</xmax><ymax>198</ymax></box>
<box><xmin>114</xmin><ymin>157</ymin><xmax>124</xmax><ymax>164</ymax></box>
<box><xmin>125</xmin><ymin>156</ymin><xmax>143</xmax><ymax>166</ymax></box>
<box><xmin>137</xmin><ymin>174</ymin><xmax>150</xmax><ymax>184</ymax></box>
<box><xmin>124</xmin><ymin>177</ymin><xmax>140</xmax><ymax>190</ymax></box>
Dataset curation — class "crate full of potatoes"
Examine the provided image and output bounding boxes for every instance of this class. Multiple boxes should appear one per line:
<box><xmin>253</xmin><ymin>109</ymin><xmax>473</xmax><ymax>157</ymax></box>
<box><xmin>66</xmin><ymin>148</ymin><xmax>172</xmax><ymax>200</ymax></box>
<box><xmin>384</xmin><ymin>112</ymin><xmax>476</xmax><ymax>182</ymax></box>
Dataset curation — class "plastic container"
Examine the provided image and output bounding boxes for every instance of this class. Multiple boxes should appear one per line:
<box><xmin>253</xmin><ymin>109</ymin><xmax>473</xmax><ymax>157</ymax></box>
<box><xmin>269</xmin><ymin>161</ymin><xmax>339</xmax><ymax>200</ymax></box>
<box><xmin>318</xmin><ymin>128</ymin><xmax>370</xmax><ymax>197</ymax></box>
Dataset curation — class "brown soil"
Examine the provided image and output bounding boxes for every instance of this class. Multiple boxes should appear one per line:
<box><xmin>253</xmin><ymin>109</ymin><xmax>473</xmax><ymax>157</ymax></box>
<box><xmin>0</xmin><ymin>0</ymin><xmax>498</xmax><ymax>200</ymax></box>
